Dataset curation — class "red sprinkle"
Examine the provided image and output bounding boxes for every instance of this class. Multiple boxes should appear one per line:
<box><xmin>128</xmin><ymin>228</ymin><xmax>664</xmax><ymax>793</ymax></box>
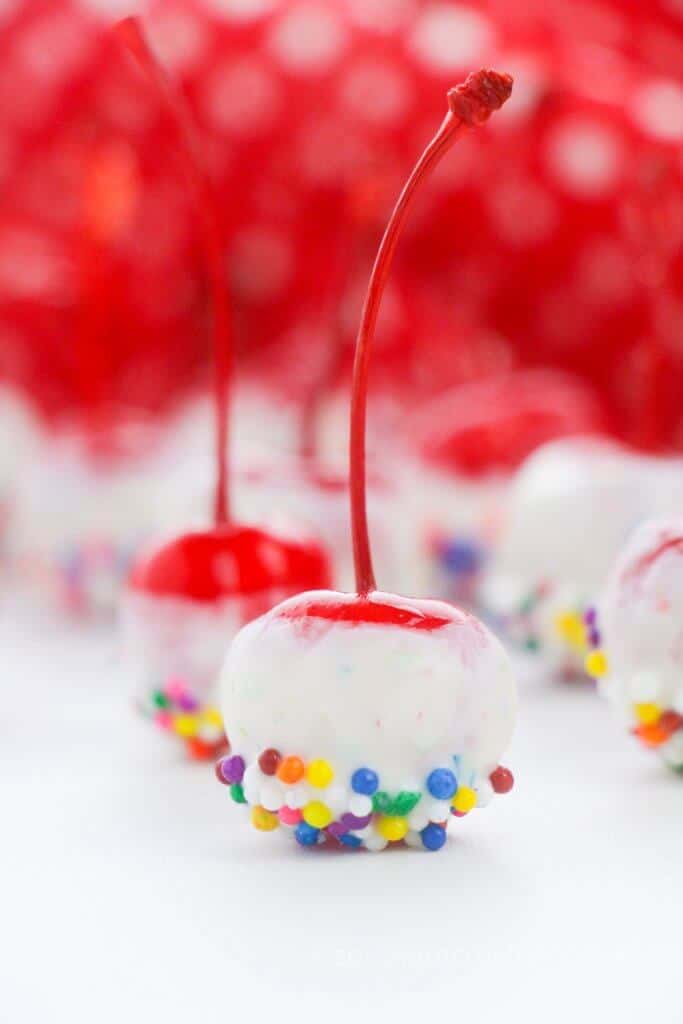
<box><xmin>659</xmin><ymin>711</ymin><xmax>683</xmax><ymax>735</ymax></box>
<box><xmin>490</xmin><ymin>766</ymin><xmax>514</xmax><ymax>794</ymax></box>
<box><xmin>187</xmin><ymin>737</ymin><xmax>214</xmax><ymax>761</ymax></box>
<box><xmin>258</xmin><ymin>748</ymin><xmax>282</xmax><ymax>776</ymax></box>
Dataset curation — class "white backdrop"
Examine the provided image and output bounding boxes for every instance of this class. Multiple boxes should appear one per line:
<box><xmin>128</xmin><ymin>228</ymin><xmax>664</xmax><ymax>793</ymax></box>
<box><xmin>3</xmin><ymin>604</ymin><xmax>681</xmax><ymax>1024</ymax></box>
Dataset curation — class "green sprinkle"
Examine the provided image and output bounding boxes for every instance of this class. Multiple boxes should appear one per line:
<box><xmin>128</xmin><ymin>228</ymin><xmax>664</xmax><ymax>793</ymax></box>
<box><xmin>524</xmin><ymin>636</ymin><xmax>540</xmax><ymax>652</ymax></box>
<box><xmin>391</xmin><ymin>791</ymin><xmax>421</xmax><ymax>816</ymax></box>
<box><xmin>152</xmin><ymin>690</ymin><xmax>170</xmax><ymax>709</ymax></box>
<box><xmin>372</xmin><ymin>791</ymin><xmax>392</xmax><ymax>814</ymax></box>
<box><xmin>230</xmin><ymin>783</ymin><xmax>247</xmax><ymax>804</ymax></box>
<box><xmin>372</xmin><ymin>790</ymin><xmax>421</xmax><ymax>816</ymax></box>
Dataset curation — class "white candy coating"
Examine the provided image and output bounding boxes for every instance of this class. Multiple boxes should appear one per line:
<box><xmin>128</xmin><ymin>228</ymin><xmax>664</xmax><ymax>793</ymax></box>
<box><xmin>483</xmin><ymin>438</ymin><xmax>683</xmax><ymax>669</ymax></box>
<box><xmin>598</xmin><ymin>518</ymin><xmax>683</xmax><ymax>766</ymax></box>
<box><xmin>8</xmin><ymin>428</ymin><xmax>192</xmax><ymax>615</ymax></box>
<box><xmin>123</xmin><ymin>586</ymin><xmax>293</xmax><ymax>707</ymax></box>
<box><xmin>221</xmin><ymin>590</ymin><xmax>517</xmax><ymax>794</ymax></box>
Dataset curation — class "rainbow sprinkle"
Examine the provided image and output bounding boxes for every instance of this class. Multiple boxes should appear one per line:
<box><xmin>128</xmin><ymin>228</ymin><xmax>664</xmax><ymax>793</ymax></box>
<box><xmin>216</xmin><ymin>747</ymin><xmax>514</xmax><ymax>852</ymax></box>
<box><xmin>431</xmin><ymin>531</ymin><xmax>488</xmax><ymax>605</ymax></box>
<box><xmin>142</xmin><ymin>678</ymin><xmax>228</xmax><ymax>761</ymax></box>
<box><xmin>584</xmin><ymin>611</ymin><xmax>683</xmax><ymax>763</ymax></box>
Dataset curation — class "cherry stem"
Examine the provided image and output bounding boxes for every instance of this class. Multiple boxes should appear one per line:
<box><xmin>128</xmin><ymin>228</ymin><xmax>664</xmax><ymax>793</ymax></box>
<box><xmin>116</xmin><ymin>16</ymin><xmax>231</xmax><ymax>524</ymax></box>
<box><xmin>349</xmin><ymin>70</ymin><xmax>513</xmax><ymax>596</ymax></box>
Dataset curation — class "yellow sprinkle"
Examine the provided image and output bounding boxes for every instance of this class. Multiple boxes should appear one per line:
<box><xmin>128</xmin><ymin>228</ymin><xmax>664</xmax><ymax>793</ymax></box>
<box><xmin>584</xmin><ymin>650</ymin><xmax>608</xmax><ymax>678</ymax></box>
<box><xmin>452</xmin><ymin>786</ymin><xmax>478</xmax><ymax>814</ymax></box>
<box><xmin>634</xmin><ymin>703</ymin><xmax>662</xmax><ymax>726</ymax></box>
<box><xmin>302</xmin><ymin>801</ymin><xmax>333</xmax><ymax>829</ymax></box>
<box><xmin>306</xmin><ymin>759</ymin><xmax>334</xmax><ymax>789</ymax></box>
<box><xmin>376</xmin><ymin>816</ymin><xmax>409</xmax><ymax>842</ymax></box>
<box><xmin>200</xmin><ymin>707</ymin><xmax>223</xmax><ymax>728</ymax></box>
<box><xmin>251</xmin><ymin>805</ymin><xmax>279</xmax><ymax>831</ymax></box>
<box><xmin>173</xmin><ymin>714</ymin><xmax>198</xmax><ymax>739</ymax></box>
<box><xmin>554</xmin><ymin>611</ymin><xmax>587</xmax><ymax>651</ymax></box>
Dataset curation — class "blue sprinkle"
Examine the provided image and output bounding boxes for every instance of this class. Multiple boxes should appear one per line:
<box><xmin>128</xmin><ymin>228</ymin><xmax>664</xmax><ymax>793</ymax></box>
<box><xmin>295</xmin><ymin>822</ymin><xmax>320</xmax><ymax>847</ymax></box>
<box><xmin>441</xmin><ymin>538</ymin><xmax>483</xmax><ymax>576</ymax></box>
<box><xmin>426</xmin><ymin>768</ymin><xmax>457</xmax><ymax>800</ymax></box>
<box><xmin>339</xmin><ymin>833</ymin><xmax>362</xmax><ymax>848</ymax></box>
<box><xmin>351</xmin><ymin>767</ymin><xmax>379</xmax><ymax>796</ymax></box>
<box><xmin>421</xmin><ymin>823</ymin><xmax>447</xmax><ymax>851</ymax></box>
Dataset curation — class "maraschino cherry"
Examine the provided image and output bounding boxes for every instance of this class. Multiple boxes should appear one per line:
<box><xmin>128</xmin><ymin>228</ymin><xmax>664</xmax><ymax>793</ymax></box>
<box><xmin>117</xmin><ymin>17</ymin><xmax>331</xmax><ymax>760</ymax></box>
<box><xmin>218</xmin><ymin>70</ymin><xmax>518</xmax><ymax>851</ymax></box>
<box><xmin>586</xmin><ymin>518</ymin><xmax>683</xmax><ymax>771</ymax></box>
<box><xmin>411</xmin><ymin>368</ymin><xmax>609</xmax><ymax>604</ymax></box>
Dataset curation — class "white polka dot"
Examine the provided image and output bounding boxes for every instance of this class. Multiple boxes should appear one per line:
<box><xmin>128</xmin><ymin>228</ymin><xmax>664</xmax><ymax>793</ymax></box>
<box><xmin>204</xmin><ymin>58</ymin><xmax>279</xmax><ymax>134</ymax></box>
<box><xmin>77</xmin><ymin>0</ymin><xmax>136</xmax><ymax>17</ymax></box>
<box><xmin>0</xmin><ymin>229</ymin><xmax>69</xmax><ymax>299</ymax></box>
<box><xmin>339</xmin><ymin>59</ymin><xmax>412</xmax><ymax>125</ymax></box>
<box><xmin>15</xmin><ymin>11</ymin><xmax>92</xmax><ymax>81</ymax></box>
<box><xmin>633</xmin><ymin>80</ymin><xmax>683</xmax><ymax>143</ymax></box>
<box><xmin>487</xmin><ymin>180</ymin><xmax>558</xmax><ymax>246</ymax></box>
<box><xmin>494</xmin><ymin>52</ymin><xmax>545</xmax><ymax>122</ymax></box>
<box><xmin>201</xmin><ymin>0</ymin><xmax>279</xmax><ymax>20</ymax></box>
<box><xmin>410</xmin><ymin>4</ymin><xmax>493</xmax><ymax>71</ymax></box>
<box><xmin>296</xmin><ymin>121</ymin><xmax>371</xmax><ymax>184</ymax></box>
<box><xmin>147</xmin><ymin>8</ymin><xmax>208</xmax><ymax>72</ymax></box>
<box><xmin>577</xmin><ymin>238</ymin><xmax>633</xmax><ymax>306</ymax></box>
<box><xmin>231</xmin><ymin>227</ymin><xmax>292</xmax><ymax>300</ymax></box>
<box><xmin>546</xmin><ymin>119</ymin><xmax>623</xmax><ymax>198</ymax></box>
<box><xmin>0</xmin><ymin>0</ymin><xmax>20</xmax><ymax>22</ymax></box>
<box><xmin>268</xmin><ymin>5</ymin><xmax>347</xmax><ymax>73</ymax></box>
<box><xmin>346</xmin><ymin>0</ymin><xmax>416</xmax><ymax>33</ymax></box>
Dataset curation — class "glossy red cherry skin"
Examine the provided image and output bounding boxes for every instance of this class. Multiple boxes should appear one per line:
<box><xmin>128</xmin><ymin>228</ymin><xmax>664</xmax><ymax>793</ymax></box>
<box><xmin>128</xmin><ymin>524</ymin><xmax>332</xmax><ymax>603</ymax></box>
<box><xmin>273</xmin><ymin>589</ymin><xmax>472</xmax><ymax>633</ymax></box>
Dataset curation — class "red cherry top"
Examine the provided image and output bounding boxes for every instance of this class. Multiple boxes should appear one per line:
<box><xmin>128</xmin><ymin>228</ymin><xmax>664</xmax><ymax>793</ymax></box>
<box><xmin>129</xmin><ymin>526</ymin><xmax>331</xmax><ymax>604</ymax></box>
<box><xmin>416</xmin><ymin>370</ymin><xmax>609</xmax><ymax>479</ymax></box>
<box><xmin>274</xmin><ymin>589</ymin><xmax>475</xmax><ymax>633</ymax></box>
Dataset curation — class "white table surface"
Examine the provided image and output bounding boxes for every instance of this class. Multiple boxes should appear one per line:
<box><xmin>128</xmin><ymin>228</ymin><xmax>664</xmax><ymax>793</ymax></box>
<box><xmin>3</xmin><ymin>602</ymin><xmax>681</xmax><ymax>1024</ymax></box>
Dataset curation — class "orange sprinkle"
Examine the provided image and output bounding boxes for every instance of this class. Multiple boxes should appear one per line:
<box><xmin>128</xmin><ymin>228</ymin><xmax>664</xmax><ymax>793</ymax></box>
<box><xmin>277</xmin><ymin>756</ymin><xmax>305</xmax><ymax>784</ymax></box>
<box><xmin>634</xmin><ymin>723</ymin><xmax>670</xmax><ymax>748</ymax></box>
